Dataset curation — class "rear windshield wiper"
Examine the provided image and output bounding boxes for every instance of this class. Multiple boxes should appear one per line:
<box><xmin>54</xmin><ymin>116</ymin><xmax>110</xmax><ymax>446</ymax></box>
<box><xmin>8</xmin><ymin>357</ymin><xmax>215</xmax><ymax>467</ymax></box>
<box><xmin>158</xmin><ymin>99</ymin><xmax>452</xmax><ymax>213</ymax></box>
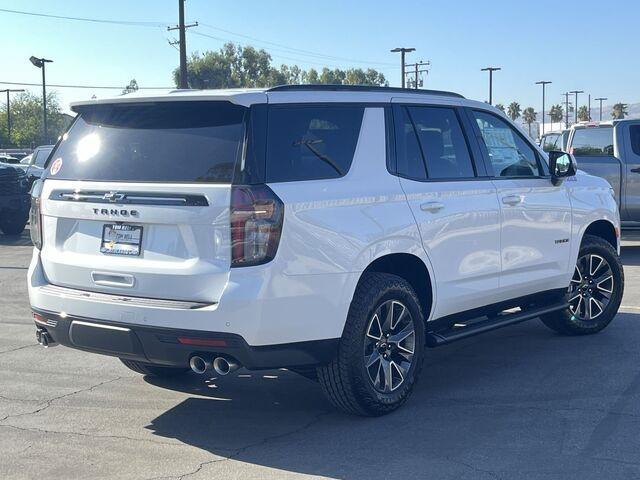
<box><xmin>293</xmin><ymin>139</ymin><xmax>344</xmax><ymax>176</ymax></box>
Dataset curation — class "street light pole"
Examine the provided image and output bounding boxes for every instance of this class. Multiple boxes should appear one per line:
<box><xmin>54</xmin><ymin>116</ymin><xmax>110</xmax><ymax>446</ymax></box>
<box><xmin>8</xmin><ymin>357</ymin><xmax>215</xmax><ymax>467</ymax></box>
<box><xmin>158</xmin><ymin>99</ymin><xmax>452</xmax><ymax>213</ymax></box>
<box><xmin>29</xmin><ymin>56</ymin><xmax>53</xmax><ymax>144</ymax></box>
<box><xmin>1</xmin><ymin>89</ymin><xmax>25</xmax><ymax>145</ymax></box>
<box><xmin>569</xmin><ymin>90</ymin><xmax>584</xmax><ymax>124</ymax></box>
<box><xmin>391</xmin><ymin>48</ymin><xmax>415</xmax><ymax>88</ymax></box>
<box><xmin>595</xmin><ymin>97</ymin><xmax>608</xmax><ymax>122</ymax></box>
<box><xmin>535</xmin><ymin>81</ymin><xmax>552</xmax><ymax>136</ymax></box>
<box><xmin>481</xmin><ymin>67</ymin><xmax>501</xmax><ymax>105</ymax></box>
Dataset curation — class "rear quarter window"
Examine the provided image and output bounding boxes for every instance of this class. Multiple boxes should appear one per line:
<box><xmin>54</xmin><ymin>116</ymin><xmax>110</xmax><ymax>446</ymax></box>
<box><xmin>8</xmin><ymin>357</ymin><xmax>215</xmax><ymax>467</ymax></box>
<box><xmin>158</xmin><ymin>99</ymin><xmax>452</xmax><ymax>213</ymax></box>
<box><xmin>630</xmin><ymin>125</ymin><xmax>640</xmax><ymax>156</ymax></box>
<box><xmin>571</xmin><ymin>127</ymin><xmax>614</xmax><ymax>156</ymax></box>
<box><xmin>265</xmin><ymin>105</ymin><xmax>365</xmax><ymax>182</ymax></box>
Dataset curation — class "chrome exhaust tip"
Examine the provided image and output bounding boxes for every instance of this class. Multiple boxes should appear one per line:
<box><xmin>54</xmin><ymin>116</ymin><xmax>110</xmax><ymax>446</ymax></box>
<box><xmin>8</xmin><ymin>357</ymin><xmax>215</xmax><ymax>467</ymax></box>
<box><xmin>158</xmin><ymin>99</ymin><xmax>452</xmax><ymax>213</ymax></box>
<box><xmin>36</xmin><ymin>328</ymin><xmax>56</xmax><ymax>348</ymax></box>
<box><xmin>212</xmin><ymin>356</ymin><xmax>239</xmax><ymax>376</ymax></box>
<box><xmin>189</xmin><ymin>355</ymin><xmax>210</xmax><ymax>374</ymax></box>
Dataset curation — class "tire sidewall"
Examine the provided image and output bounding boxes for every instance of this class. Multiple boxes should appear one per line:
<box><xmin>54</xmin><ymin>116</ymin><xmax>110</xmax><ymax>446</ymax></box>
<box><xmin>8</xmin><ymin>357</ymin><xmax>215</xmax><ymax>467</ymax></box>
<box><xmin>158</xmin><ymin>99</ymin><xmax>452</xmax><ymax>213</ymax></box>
<box><xmin>345</xmin><ymin>275</ymin><xmax>425</xmax><ymax>413</ymax></box>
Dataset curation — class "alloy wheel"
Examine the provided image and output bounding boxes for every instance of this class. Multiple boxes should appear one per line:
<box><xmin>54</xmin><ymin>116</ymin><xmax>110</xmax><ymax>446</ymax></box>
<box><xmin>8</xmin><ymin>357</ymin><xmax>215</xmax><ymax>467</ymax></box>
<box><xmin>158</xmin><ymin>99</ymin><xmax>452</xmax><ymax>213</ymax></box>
<box><xmin>363</xmin><ymin>300</ymin><xmax>416</xmax><ymax>393</ymax></box>
<box><xmin>568</xmin><ymin>254</ymin><xmax>614</xmax><ymax>321</ymax></box>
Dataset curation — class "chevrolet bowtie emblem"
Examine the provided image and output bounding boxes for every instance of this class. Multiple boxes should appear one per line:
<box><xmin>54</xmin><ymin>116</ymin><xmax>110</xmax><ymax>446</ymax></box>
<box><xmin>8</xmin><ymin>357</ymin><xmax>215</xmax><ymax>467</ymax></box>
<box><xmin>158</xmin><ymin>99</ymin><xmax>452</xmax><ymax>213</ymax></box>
<box><xmin>103</xmin><ymin>191</ymin><xmax>126</xmax><ymax>203</ymax></box>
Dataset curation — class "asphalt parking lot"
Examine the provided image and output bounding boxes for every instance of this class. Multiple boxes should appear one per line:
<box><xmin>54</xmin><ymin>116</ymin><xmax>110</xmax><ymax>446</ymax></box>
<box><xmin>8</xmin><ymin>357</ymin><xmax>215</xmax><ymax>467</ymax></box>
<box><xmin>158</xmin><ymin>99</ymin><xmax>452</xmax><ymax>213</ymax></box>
<box><xmin>1</xmin><ymin>233</ymin><xmax>640</xmax><ymax>480</ymax></box>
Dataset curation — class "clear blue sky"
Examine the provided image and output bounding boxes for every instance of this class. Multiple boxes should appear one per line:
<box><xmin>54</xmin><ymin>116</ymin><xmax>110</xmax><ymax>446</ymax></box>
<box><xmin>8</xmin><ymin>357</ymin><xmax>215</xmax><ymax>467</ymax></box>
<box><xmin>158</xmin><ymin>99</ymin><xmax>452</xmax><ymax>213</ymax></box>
<box><xmin>2</xmin><ymin>0</ymin><xmax>637</xmax><ymax>113</ymax></box>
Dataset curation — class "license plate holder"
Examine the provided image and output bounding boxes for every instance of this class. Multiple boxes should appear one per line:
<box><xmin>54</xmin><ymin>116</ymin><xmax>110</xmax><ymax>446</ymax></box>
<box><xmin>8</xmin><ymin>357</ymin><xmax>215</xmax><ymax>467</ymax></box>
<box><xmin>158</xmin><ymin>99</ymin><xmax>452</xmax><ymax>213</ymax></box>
<box><xmin>101</xmin><ymin>224</ymin><xmax>143</xmax><ymax>256</ymax></box>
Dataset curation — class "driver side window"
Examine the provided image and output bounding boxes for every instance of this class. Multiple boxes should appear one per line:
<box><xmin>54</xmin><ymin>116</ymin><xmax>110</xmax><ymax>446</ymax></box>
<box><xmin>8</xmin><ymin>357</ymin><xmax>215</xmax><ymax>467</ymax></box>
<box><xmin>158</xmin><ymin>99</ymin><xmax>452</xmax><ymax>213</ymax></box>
<box><xmin>472</xmin><ymin>110</ymin><xmax>542</xmax><ymax>177</ymax></box>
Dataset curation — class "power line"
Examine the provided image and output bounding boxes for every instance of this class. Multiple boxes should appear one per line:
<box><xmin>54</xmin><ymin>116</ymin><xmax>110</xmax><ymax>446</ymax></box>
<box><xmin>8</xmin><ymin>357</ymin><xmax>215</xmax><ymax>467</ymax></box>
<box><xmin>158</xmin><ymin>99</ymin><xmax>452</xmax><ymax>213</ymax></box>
<box><xmin>0</xmin><ymin>81</ymin><xmax>172</xmax><ymax>90</ymax></box>
<box><xmin>189</xmin><ymin>30</ymin><xmax>394</xmax><ymax>70</ymax></box>
<box><xmin>198</xmin><ymin>22</ymin><xmax>395</xmax><ymax>66</ymax></box>
<box><xmin>0</xmin><ymin>7</ymin><xmax>167</xmax><ymax>27</ymax></box>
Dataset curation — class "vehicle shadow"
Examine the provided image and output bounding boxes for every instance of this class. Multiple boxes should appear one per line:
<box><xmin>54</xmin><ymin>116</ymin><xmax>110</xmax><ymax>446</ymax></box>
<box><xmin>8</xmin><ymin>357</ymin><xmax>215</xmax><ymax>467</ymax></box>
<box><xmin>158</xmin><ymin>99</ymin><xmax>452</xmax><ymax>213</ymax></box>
<box><xmin>0</xmin><ymin>229</ymin><xmax>32</xmax><ymax>247</ymax></box>
<box><xmin>144</xmin><ymin>313</ymin><xmax>640</xmax><ymax>479</ymax></box>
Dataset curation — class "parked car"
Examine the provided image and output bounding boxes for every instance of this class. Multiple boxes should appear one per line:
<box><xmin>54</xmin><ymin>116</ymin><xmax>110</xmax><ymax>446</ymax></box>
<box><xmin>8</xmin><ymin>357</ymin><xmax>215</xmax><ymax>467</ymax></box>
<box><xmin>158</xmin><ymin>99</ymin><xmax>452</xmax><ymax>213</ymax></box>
<box><xmin>566</xmin><ymin>120</ymin><xmax>640</xmax><ymax>235</ymax></box>
<box><xmin>0</xmin><ymin>153</ymin><xmax>19</xmax><ymax>164</ymax></box>
<box><xmin>0</xmin><ymin>162</ymin><xmax>30</xmax><ymax>234</ymax></box>
<box><xmin>540</xmin><ymin>129</ymin><xmax>569</xmax><ymax>152</ymax></box>
<box><xmin>28</xmin><ymin>85</ymin><xmax>624</xmax><ymax>416</ymax></box>
<box><xmin>22</xmin><ymin>145</ymin><xmax>54</xmax><ymax>188</ymax></box>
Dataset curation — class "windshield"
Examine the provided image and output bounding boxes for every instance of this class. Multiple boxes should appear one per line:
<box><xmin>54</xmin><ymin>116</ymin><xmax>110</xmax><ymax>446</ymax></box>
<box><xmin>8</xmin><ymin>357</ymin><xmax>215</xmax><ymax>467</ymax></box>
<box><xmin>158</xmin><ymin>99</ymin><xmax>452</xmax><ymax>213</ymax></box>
<box><xmin>47</xmin><ymin>101</ymin><xmax>247</xmax><ymax>183</ymax></box>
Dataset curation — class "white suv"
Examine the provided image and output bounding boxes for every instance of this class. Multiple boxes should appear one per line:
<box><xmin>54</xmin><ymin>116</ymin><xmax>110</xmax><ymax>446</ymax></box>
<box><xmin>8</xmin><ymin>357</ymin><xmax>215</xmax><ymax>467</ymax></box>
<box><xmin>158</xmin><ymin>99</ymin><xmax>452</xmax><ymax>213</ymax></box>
<box><xmin>28</xmin><ymin>85</ymin><xmax>624</xmax><ymax>416</ymax></box>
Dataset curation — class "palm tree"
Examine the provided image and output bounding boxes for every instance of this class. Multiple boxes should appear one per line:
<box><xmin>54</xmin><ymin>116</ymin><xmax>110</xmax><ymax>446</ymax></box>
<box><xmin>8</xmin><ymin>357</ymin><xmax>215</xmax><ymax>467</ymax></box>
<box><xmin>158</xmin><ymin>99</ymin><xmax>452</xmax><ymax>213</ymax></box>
<box><xmin>507</xmin><ymin>102</ymin><xmax>521</xmax><ymax>121</ymax></box>
<box><xmin>577</xmin><ymin>106</ymin><xmax>590</xmax><ymax>122</ymax></box>
<box><xmin>495</xmin><ymin>104</ymin><xmax>506</xmax><ymax>113</ymax></box>
<box><xmin>612</xmin><ymin>103</ymin><xmax>628</xmax><ymax>120</ymax></box>
<box><xmin>522</xmin><ymin>107</ymin><xmax>536</xmax><ymax>137</ymax></box>
<box><xmin>549</xmin><ymin>104</ymin><xmax>564</xmax><ymax>129</ymax></box>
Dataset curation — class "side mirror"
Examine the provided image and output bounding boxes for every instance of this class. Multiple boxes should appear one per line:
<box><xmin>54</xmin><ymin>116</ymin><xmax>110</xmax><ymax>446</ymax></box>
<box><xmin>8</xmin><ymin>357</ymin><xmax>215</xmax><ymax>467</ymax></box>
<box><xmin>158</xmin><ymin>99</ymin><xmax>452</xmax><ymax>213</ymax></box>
<box><xmin>548</xmin><ymin>150</ymin><xmax>577</xmax><ymax>186</ymax></box>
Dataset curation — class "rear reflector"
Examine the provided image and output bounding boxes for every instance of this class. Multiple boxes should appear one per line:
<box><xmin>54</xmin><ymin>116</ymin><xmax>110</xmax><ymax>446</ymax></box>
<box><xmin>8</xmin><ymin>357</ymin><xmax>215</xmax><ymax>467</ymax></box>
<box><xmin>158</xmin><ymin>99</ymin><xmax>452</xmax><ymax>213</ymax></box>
<box><xmin>177</xmin><ymin>337</ymin><xmax>228</xmax><ymax>347</ymax></box>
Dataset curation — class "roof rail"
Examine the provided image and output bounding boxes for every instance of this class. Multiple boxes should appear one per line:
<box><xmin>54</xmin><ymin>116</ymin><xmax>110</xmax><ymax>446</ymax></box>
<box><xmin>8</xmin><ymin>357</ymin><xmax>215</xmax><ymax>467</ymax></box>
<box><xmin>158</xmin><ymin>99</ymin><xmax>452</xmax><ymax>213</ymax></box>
<box><xmin>267</xmin><ymin>84</ymin><xmax>465</xmax><ymax>98</ymax></box>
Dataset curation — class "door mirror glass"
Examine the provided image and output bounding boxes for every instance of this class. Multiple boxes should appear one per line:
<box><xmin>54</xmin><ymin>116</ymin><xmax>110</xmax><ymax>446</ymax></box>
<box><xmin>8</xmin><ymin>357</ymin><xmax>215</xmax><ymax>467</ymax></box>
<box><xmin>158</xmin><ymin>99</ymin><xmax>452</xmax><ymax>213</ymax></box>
<box><xmin>548</xmin><ymin>150</ymin><xmax>577</xmax><ymax>184</ymax></box>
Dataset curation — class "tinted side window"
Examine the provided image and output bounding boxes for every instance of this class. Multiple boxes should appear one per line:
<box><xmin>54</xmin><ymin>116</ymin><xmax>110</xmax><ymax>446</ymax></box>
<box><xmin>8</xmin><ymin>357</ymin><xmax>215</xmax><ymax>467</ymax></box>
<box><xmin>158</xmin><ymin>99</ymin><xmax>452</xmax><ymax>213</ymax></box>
<box><xmin>473</xmin><ymin>110</ymin><xmax>542</xmax><ymax>177</ymax></box>
<box><xmin>630</xmin><ymin>125</ymin><xmax>640</xmax><ymax>156</ymax></box>
<box><xmin>407</xmin><ymin>107</ymin><xmax>475</xmax><ymax>179</ymax></box>
<box><xmin>571</xmin><ymin>127</ymin><xmax>614</xmax><ymax>156</ymax></box>
<box><xmin>395</xmin><ymin>107</ymin><xmax>427</xmax><ymax>180</ymax></box>
<box><xmin>34</xmin><ymin>148</ymin><xmax>53</xmax><ymax>167</ymax></box>
<box><xmin>266</xmin><ymin>105</ymin><xmax>364</xmax><ymax>182</ymax></box>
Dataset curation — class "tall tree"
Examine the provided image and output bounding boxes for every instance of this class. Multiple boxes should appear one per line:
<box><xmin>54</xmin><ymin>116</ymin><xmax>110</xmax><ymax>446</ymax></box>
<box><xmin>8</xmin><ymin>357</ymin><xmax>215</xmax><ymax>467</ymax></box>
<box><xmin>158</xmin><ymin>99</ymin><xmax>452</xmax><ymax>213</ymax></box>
<box><xmin>577</xmin><ymin>105</ymin><xmax>590</xmax><ymax>122</ymax></box>
<box><xmin>507</xmin><ymin>102</ymin><xmax>521</xmax><ymax>121</ymax></box>
<box><xmin>0</xmin><ymin>91</ymin><xmax>70</xmax><ymax>147</ymax></box>
<box><xmin>522</xmin><ymin>107</ymin><xmax>536</xmax><ymax>137</ymax></box>
<box><xmin>612</xmin><ymin>103</ymin><xmax>628</xmax><ymax>120</ymax></box>
<box><xmin>549</xmin><ymin>104</ymin><xmax>564</xmax><ymax>128</ymax></box>
<box><xmin>174</xmin><ymin>42</ymin><xmax>387</xmax><ymax>89</ymax></box>
<box><xmin>495</xmin><ymin>104</ymin><xmax>505</xmax><ymax>113</ymax></box>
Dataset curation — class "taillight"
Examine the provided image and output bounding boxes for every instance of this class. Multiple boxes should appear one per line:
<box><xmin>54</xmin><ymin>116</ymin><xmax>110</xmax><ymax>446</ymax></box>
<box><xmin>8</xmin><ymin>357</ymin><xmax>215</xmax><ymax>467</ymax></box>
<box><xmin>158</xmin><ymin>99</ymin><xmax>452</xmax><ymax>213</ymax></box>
<box><xmin>230</xmin><ymin>184</ymin><xmax>284</xmax><ymax>267</ymax></box>
<box><xmin>29</xmin><ymin>181</ymin><xmax>43</xmax><ymax>250</ymax></box>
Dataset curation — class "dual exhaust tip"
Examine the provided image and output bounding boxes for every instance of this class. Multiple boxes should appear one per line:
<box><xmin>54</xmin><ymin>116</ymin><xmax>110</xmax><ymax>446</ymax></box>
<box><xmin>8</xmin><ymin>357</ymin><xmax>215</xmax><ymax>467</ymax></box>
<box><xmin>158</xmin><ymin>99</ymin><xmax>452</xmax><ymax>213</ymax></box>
<box><xmin>189</xmin><ymin>355</ymin><xmax>239</xmax><ymax>376</ymax></box>
<box><xmin>35</xmin><ymin>328</ymin><xmax>57</xmax><ymax>348</ymax></box>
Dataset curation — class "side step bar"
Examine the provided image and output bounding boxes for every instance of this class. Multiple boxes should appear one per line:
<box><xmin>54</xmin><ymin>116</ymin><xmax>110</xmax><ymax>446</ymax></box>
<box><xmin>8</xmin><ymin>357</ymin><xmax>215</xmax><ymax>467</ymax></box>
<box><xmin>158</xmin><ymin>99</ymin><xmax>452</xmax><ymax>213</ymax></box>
<box><xmin>426</xmin><ymin>301</ymin><xmax>568</xmax><ymax>347</ymax></box>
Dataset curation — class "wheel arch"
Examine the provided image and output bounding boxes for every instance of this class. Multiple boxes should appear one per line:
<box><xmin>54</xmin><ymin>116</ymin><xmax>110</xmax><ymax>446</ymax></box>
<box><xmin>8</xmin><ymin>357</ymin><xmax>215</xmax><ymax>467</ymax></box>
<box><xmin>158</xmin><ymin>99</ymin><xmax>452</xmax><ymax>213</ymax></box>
<box><xmin>357</xmin><ymin>253</ymin><xmax>434</xmax><ymax>321</ymax></box>
<box><xmin>582</xmin><ymin>219</ymin><xmax>618</xmax><ymax>249</ymax></box>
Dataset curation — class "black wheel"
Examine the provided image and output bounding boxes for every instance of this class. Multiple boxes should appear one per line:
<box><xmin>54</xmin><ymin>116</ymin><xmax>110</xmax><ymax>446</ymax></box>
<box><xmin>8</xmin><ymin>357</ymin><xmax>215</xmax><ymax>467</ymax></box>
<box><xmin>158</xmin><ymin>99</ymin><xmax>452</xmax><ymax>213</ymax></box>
<box><xmin>317</xmin><ymin>272</ymin><xmax>426</xmax><ymax>416</ymax></box>
<box><xmin>0</xmin><ymin>211</ymin><xmax>28</xmax><ymax>235</ymax></box>
<box><xmin>119</xmin><ymin>358</ymin><xmax>189</xmax><ymax>377</ymax></box>
<box><xmin>541</xmin><ymin>235</ymin><xmax>624</xmax><ymax>336</ymax></box>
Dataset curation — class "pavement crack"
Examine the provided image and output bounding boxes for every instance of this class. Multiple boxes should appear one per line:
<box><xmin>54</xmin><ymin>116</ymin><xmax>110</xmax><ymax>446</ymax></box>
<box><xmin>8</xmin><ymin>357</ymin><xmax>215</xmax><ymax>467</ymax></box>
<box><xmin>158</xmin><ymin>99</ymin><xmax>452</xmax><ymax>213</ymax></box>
<box><xmin>445</xmin><ymin>457</ymin><xmax>503</xmax><ymax>480</ymax></box>
<box><xmin>0</xmin><ymin>344</ymin><xmax>38</xmax><ymax>355</ymax></box>
<box><xmin>0</xmin><ymin>376</ymin><xmax>122</xmax><ymax>423</ymax></box>
<box><xmin>147</xmin><ymin>410</ymin><xmax>333</xmax><ymax>480</ymax></box>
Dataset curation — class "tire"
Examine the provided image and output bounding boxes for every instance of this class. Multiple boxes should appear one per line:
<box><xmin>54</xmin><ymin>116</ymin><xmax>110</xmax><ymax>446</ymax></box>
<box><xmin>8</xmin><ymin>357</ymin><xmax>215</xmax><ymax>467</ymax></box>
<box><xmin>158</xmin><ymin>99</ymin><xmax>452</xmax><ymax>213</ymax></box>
<box><xmin>119</xmin><ymin>358</ymin><xmax>189</xmax><ymax>377</ymax></box>
<box><xmin>541</xmin><ymin>234</ymin><xmax>624</xmax><ymax>336</ymax></box>
<box><xmin>0</xmin><ymin>211</ymin><xmax>28</xmax><ymax>235</ymax></box>
<box><xmin>317</xmin><ymin>272</ymin><xmax>426</xmax><ymax>416</ymax></box>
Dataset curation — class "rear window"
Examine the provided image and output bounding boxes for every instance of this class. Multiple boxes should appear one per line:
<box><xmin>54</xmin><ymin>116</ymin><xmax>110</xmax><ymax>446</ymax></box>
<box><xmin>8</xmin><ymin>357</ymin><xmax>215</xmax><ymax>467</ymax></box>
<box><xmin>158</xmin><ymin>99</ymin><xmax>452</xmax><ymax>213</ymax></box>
<box><xmin>34</xmin><ymin>147</ymin><xmax>53</xmax><ymax>167</ymax></box>
<box><xmin>48</xmin><ymin>101</ymin><xmax>247</xmax><ymax>183</ymax></box>
<box><xmin>265</xmin><ymin>105</ymin><xmax>364</xmax><ymax>182</ymax></box>
<box><xmin>571</xmin><ymin>127</ymin><xmax>614</xmax><ymax>156</ymax></box>
<box><xmin>541</xmin><ymin>133</ymin><xmax>560</xmax><ymax>152</ymax></box>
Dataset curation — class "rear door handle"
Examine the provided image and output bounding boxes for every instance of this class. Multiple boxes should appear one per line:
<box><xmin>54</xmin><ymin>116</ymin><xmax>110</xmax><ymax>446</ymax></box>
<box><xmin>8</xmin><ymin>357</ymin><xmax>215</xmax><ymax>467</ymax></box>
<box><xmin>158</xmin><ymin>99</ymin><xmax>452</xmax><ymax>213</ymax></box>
<box><xmin>502</xmin><ymin>195</ymin><xmax>524</xmax><ymax>206</ymax></box>
<box><xmin>420</xmin><ymin>201</ymin><xmax>445</xmax><ymax>213</ymax></box>
<box><xmin>631</xmin><ymin>167</ymin><xmax>640</xmax><ymax>174</ymax></box>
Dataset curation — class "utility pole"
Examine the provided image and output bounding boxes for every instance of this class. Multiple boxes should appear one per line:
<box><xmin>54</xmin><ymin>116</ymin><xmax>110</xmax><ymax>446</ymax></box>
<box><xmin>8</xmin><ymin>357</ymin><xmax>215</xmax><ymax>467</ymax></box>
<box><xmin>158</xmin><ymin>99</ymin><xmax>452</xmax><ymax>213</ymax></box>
<box><xmin>595</xmin><ymin>97</ymin><xmax>608</xmax><ymax>122</ymax></box>
<box><xmin>168</xmin><ymin>0</ymin><xmax>198</xmax><ymax>89</ymax></box>
<box><xmin>588</xmin><ymin>94</ymin><xmax>592</xmax><ymax>121</ymax></box>
<box><xmin>562</xmin><ymin>92</ymin><xmax>570</xmax><ymax>128</ymax></box>
<box><xmin>391</xmin><ymin>48</ymin><xmax>415</xmax><ymax>88</ymax></box>
<box><xmin>1</xmin><ymin>88</ymin><xmax>25</xmax><ymax>145</ymax></box>
<box><xmin>405</xmin><ymin>61</ymin><xmax>430</xmax><ymax>89</ymax></box>
<box><xmin>570</xmin><ymin>90</ymin><xmax>584</xmax><ymax>124</ymax></box>
<box><xmin>481</xmin><ymin>67</ymin><xmax>501</xmax><ymax>105</ymax></box>
<box><xmin>535</xmin><ymin>81</ymin><xmax>552</xmax><ymax>136</ymax></box>
<box><xmin>29</xmin><ymin>56</ymin><xmax>53</xmax><ymax>144</ymax></box>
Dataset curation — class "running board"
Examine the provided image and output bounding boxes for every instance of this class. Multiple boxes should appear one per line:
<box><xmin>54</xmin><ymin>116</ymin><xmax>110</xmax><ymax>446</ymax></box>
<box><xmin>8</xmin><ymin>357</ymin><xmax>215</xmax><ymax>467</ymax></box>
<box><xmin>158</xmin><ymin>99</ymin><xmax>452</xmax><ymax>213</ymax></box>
<box><xmin>426</xmin><ymin>301</ymin><xmax>568</xmax><ymax>347</ymax></box>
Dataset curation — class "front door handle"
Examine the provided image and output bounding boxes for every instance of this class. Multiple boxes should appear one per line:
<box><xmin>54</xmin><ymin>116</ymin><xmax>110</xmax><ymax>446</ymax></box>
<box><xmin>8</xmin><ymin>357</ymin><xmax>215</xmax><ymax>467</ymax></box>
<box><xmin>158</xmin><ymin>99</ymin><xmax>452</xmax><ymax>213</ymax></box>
<box><xmin>502</xmin><ymin>195</ymin><xmax>524</xmax><ymax>206</ymax></box>
<box><xmin>631</xmin><ymin>167</ymin><xmax>640</xmax><ymax>174</ymax></box>
<box><xmin>420</xmin><ymin>201</ymin><xmax>445</xmax><ymax>213</ymax></box>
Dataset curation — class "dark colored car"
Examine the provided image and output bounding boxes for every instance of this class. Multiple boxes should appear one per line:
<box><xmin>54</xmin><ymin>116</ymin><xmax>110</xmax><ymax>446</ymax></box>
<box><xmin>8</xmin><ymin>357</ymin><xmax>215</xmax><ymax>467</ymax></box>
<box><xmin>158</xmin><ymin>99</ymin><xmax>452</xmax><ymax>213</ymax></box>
<box><xmin>0</xmin><ymin>162</ymin><xmax>30</xmax><ymax>235</ymax></box>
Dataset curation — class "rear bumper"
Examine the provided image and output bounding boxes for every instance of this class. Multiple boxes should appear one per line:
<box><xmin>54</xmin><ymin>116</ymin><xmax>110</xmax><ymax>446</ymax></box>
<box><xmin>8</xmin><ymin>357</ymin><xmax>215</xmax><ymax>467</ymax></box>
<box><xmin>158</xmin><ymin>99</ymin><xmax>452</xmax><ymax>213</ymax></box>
<box><xmin>33</xmin><ymin>308</ymin><xmax>339</xmax><ymax>369</ymax></box>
